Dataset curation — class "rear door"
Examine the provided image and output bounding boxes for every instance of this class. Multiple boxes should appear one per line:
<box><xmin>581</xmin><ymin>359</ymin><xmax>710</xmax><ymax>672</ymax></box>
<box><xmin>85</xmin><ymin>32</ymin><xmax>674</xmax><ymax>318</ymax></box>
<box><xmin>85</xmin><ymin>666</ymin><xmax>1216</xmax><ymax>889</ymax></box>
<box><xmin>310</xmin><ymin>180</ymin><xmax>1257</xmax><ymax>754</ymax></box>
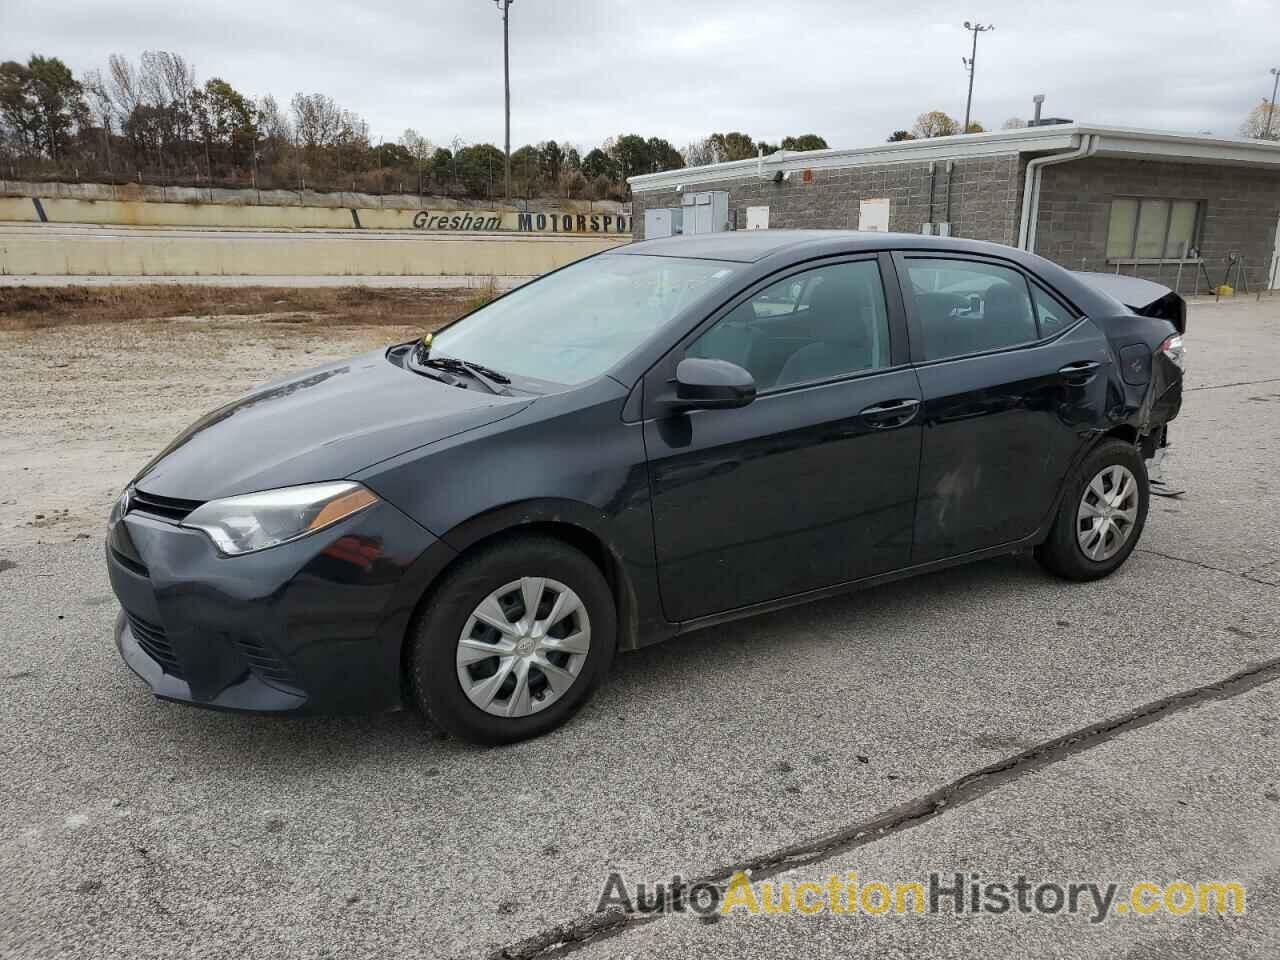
<box><xmin>895</xmin><ymin>253</ymin><xmax>1111</xmax><ymax>563</ymax></box>
<box><xmin>643</xmin><ymin>254</ymin><xmax>923</xmax><ymax>622</ymax></box>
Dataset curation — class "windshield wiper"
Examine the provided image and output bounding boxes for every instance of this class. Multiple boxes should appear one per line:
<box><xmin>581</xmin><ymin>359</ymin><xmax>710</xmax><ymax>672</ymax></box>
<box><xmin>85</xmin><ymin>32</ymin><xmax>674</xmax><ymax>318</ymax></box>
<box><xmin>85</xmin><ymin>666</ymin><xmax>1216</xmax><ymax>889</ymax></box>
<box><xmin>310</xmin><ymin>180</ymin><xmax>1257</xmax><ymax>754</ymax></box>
<box><xmin>462</xmin><ymin>360</ymin><xmax>511</xmax><ymax>384</ymax></box>
<box><xmin>422</xmin><ymin>355</ymin><xmax>511</xmax><ymax>394</ymax></box>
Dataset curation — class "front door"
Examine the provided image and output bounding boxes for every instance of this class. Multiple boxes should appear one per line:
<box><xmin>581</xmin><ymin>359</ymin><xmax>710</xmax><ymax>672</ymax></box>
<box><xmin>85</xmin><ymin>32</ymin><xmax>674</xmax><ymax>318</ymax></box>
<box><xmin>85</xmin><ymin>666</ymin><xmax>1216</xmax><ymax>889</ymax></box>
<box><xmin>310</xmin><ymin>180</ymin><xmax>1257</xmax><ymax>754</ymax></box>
<box><xmin>643</xmin><ymin>256</ymin><xmax>923</xmax><ymax>623</ymax></box>
<box><xmin>895</xmin><ymin>253</ymin><xmax>1111</xmax><ymax>563</ymax></box>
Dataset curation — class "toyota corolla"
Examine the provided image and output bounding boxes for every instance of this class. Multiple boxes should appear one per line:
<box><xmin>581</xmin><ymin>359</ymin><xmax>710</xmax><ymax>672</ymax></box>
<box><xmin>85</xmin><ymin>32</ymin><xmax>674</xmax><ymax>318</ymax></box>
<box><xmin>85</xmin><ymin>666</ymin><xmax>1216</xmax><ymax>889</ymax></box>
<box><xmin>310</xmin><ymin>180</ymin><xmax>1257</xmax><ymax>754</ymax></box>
<box><xmin>106</xmin><ymin>231</ymin><xmax>1184</xmax><ymax>744</ymax></box>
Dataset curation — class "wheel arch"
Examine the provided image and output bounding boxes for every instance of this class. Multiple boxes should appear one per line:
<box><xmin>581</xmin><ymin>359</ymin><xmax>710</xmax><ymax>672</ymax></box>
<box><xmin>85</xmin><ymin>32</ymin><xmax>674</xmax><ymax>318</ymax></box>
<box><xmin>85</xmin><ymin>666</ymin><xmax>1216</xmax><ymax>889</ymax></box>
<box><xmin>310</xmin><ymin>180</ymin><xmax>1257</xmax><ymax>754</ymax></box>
<box><xmin>396</xmin><ymin>500</ymin><xmax>644</xmax><ymax>697</ymax></box>
<box><xmin>1102</xmin><ymin>423</ymin><xmax>1139</xmax><ymax>446</ymax></box>
<box><xmin>1035</xmin><ymin>423</ymin><xmax>1147</xmax><ymax>545</ymax></box>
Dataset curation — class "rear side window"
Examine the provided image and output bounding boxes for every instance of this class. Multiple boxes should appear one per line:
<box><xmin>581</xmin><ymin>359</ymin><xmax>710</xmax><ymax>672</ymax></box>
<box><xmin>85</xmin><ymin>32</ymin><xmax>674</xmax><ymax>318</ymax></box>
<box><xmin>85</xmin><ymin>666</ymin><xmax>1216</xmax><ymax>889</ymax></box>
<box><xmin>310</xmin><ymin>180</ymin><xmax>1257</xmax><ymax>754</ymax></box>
<box><xmin>903</xmin><ymin>258</ymin><xmax>1038</xmax><ymax>361</ymax></box>
<box><xmin>687</xmin><ymin>260</ymin><xmax>891</xmax><ymax>390</ymax></box>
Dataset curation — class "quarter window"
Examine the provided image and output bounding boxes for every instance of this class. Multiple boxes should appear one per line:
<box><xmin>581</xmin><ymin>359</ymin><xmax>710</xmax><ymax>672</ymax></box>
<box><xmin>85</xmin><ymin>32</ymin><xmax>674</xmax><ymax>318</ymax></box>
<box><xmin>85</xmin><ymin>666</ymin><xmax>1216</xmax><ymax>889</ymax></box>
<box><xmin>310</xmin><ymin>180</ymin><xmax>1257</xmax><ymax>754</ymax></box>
<box><xmin>686</xmin><ymin>261</ymin><xmax>892</xmax><ymax>390</ymax></box>
<box><xmin>1031</xmin><ymin>284</ymin><xmax>1073</xmax><ymax>337</ymax></box>
<box><xmin>1106</xmin><ymin>198</ymin><xmax>1201</xmax><ymax>260</ymax></box>
<box><xmin>902</xmin><ymin>259</ymin><xmax>1039</xmax><ymax>361</ymax></box>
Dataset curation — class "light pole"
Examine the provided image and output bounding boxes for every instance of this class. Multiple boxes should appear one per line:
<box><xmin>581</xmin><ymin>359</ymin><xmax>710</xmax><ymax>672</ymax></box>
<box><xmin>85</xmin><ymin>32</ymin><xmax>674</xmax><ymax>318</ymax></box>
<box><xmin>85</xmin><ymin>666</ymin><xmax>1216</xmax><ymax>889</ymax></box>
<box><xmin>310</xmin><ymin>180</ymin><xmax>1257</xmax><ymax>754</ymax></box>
<box><xmin>961</xmin><ymin>21</ymin><xmax>994</xmax><ymax>133</ymax></box>
<box><xmin>1265</xmin><ymin>67</ymin><xmax>1280</xmax><ymax>140</ymax></box>
<box><xmin>495</xmin><ymin>0</ymin><xmax>514</xmax><ymax>199</ymax></box>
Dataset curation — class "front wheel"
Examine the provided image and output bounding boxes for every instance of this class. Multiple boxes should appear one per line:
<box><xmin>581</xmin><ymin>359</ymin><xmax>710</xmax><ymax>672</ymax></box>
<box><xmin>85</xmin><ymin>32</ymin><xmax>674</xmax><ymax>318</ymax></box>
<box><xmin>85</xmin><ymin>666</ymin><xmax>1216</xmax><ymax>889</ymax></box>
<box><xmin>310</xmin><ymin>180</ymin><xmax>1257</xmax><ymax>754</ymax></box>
<box><xmin>409</xmin><ymin>535</ymin><xmax>616</xmax><ymax>745</ymax></box>
<box><xmin>1035</xmin><ymin>439</ymin><xmax>1150</xmax><ymax>581</ymax></box>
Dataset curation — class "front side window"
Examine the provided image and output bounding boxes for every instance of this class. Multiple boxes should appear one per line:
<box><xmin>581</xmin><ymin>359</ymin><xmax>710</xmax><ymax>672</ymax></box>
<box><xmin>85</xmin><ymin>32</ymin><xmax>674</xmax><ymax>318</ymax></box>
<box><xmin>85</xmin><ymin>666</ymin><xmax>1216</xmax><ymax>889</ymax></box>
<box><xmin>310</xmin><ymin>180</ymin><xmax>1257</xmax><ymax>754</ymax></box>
<box><xmin>903</xmin><ymin>258</ymin><xmax>1038</xmax><ymax>361</ymax></box>
<box><xmin>1106</xmin><ymin>197</ymin><xmax>1201</xmax><ymax>260</ymax></box>
<box><xmin>686</xmin><ymin>260</ymin><xmax>891</xmax><ymax>391</ymax></box>
<box><xmin>428</xmin><ymin>254</ymin><xmax>738</xmax><ymax>386</ymax></box>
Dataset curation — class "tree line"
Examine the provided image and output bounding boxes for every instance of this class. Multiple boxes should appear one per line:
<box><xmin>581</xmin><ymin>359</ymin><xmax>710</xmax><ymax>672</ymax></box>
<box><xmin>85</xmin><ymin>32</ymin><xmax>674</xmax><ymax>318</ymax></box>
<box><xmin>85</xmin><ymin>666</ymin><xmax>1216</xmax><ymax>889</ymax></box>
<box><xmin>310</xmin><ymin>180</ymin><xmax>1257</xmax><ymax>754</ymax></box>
<box><xmin>0</xmin><ymin>51</ymin><xmax>828</xmax><ymax>201</ymax></box>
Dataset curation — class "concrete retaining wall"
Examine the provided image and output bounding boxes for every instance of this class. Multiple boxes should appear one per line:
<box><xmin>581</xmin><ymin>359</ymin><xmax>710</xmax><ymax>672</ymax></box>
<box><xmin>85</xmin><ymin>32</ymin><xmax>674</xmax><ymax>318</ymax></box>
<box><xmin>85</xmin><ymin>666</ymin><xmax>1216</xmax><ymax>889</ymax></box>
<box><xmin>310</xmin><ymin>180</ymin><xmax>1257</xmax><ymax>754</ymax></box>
<box><xmin>0</xmin><ymin>195</ymin><xmax>633</xmax><ymax>235</ymax></box>
<box><xmin>0</xmin><ymin>179</ymin><xmax>626</xmax><ymax>213</ymax></box>
<box><xmin>0</xmin><ymin>227</ymin><xmax>627</xmax><ymax>277</ymax></box>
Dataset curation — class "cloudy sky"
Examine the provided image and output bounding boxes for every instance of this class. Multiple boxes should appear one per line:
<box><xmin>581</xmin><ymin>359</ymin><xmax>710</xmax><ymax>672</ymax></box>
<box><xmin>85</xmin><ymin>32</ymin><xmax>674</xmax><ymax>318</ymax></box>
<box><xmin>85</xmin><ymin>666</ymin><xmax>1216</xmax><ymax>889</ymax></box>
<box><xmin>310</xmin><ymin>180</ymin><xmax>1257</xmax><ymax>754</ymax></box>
<box><xmin>5</xmin><ymin>0</ymin><xmax>1277</xmax><ymax>152</ymax></box>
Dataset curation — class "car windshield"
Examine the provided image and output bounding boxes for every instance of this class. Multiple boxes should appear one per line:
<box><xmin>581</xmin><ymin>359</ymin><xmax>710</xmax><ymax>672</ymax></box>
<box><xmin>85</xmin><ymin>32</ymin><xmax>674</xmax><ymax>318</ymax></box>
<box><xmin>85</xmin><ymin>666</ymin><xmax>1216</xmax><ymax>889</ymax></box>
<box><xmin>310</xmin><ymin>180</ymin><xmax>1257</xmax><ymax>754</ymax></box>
<box><xmin>427</xmin><ymin>254</ymin><xmax>738</xmax><ymax>387</ymax></box>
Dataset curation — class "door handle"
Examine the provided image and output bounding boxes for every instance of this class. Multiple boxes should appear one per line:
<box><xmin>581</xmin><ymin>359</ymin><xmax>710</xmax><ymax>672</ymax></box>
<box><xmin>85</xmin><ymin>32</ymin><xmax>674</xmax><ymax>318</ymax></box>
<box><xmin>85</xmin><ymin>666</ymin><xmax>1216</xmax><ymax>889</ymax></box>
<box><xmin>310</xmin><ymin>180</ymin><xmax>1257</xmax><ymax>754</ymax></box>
<box><xmin>859</xmin><ymin>398</ymin><xmax>921</xmax><ymax>429</ymax></box>
<box><xmin>1058</xmin><ymin>360</ymin><xmax>1101</xmax><ymax>384</ymax></box>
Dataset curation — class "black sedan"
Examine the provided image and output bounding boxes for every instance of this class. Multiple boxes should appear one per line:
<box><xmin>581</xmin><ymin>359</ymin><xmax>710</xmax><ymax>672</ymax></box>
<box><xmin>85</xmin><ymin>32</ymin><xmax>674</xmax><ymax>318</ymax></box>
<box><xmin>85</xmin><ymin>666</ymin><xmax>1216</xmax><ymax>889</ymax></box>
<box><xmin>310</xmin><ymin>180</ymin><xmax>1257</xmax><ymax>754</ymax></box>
<box><xmin>107</xmin><ymin>231</ymin><xmax>1185</xmax><ymax>744</ymax></box>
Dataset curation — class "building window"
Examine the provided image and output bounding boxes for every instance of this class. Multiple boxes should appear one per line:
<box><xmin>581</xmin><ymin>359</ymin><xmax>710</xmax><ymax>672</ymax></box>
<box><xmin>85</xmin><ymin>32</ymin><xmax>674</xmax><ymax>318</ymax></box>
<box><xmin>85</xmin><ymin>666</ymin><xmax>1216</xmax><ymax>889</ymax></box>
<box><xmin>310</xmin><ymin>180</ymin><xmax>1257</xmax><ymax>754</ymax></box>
<box><xmin>1106</xmin><ymin>198</ymin><xmax>1202</xmax><ymax>260</ymax></box>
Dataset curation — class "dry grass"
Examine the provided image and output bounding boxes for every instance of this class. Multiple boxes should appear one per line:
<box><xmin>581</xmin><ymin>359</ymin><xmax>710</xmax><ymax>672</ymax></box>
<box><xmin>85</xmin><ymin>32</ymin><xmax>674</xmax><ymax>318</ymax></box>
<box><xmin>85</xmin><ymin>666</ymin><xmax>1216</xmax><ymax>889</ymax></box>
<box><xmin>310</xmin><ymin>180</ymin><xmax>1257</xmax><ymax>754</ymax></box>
<box><xmin>0</xmin><ymin>281</ymin><xmax>499</xmax><ymax>332</ymax></box>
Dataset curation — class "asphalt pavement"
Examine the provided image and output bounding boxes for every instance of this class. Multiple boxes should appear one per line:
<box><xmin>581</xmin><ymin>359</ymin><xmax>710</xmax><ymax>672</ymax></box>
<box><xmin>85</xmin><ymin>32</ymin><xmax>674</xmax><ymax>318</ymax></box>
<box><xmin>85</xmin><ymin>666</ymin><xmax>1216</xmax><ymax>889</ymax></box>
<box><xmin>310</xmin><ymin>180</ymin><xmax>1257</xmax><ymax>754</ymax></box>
<box><xmin>1</xmin><ymin>296</ymin><xmax>1277</xmax><ymax>959</ymax></box>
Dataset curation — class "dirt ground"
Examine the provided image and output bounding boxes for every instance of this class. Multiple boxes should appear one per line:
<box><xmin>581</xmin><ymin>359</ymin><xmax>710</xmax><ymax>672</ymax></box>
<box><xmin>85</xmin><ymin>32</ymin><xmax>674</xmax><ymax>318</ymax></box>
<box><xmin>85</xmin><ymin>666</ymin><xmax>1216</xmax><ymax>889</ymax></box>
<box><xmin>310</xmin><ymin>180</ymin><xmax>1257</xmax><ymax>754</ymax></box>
<box><xmin>0</xmin><ymin>288</ymin><xmax>484</xmax><ymax>548</ymax></box>
<box><xmin>0</xmin><ymin>283</ymin><xmax>491</xmax><ymax>330</ymax></box>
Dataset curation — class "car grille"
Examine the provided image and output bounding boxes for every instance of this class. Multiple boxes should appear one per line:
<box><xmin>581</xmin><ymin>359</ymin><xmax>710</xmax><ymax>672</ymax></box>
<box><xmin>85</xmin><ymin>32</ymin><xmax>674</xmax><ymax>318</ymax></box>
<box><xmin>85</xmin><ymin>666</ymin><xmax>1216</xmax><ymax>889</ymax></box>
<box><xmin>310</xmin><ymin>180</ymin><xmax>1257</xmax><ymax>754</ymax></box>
<box><xmin>235</xmin><ymin>635</ymin><xmax>297</xmax><ymax>688</ymax></box>
<box><xmin>128</xmin><ymin>613</ymin><xmax>185</xmax><ymax>680</ymax></box>
<box><xmin>129</xmin><ymin>489</ymin><xmax>204</xmax><ymax>523</ymax></box>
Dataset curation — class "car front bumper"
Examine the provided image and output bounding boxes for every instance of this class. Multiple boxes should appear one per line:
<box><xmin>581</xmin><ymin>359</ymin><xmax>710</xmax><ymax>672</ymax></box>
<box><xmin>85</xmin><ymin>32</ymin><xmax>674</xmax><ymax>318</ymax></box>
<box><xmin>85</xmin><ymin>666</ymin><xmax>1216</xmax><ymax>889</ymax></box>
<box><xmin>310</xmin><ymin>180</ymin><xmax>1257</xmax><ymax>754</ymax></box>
<box><xmin>106</xmin><ymin>496</ymin><xmax>447</xmax><ymax>715</ymax></box>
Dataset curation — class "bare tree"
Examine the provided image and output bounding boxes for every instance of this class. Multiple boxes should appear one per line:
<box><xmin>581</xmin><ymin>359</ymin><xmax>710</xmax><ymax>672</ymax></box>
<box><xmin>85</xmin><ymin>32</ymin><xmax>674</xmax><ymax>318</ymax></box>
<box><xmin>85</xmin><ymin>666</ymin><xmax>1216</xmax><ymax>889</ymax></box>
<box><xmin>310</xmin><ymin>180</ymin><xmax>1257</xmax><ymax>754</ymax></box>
<box><xmin>912</xmin><ymin>111</ymin><xmax>960</xmax><ymax>138</ymax></box>
<box><xmin>82</xmin><ymin>68</ymin><xmax>115</xmax><ymax>170</ymax></box>
<box><xmin>256</xmin><ymin>94</ymin><xmax>290</xmax><ymax>142</ymax></box>
<box><xmin>1242</xmin><ymin>100</ymin><xmax>1279</xmax><ymax>140</ymax></box>
<box><xmin>138</xmin><ymin>51</ymin><xmax>194</xmax><ymax>110</ymax></box>
<box><xmin>290</xmin><ymin>92</ymin><xmax>368</xmax><ymax>183</ymax></box>
<box><xmin>682</xmin><ymin>137</ymin><xmax>717</xmax><ymax>166</ymax></box>
<box><xmin>109</xmin><ymin>52</ymin><xmax>198</xmax><ymax>172</ymax></box>
<box><xmin>400</xmin><ymin>127</ymin><xmax>432</xmax><ymax>194</ymax></box>
<box><xmin>291</xmin><ymin>92</ymin><xmax>343</xmax><ymax>149</ymax></box>
<box><xmin>139</xmin><ymin>50</ymin><xmax>196</xmax><ymax>165</ymax></box>
<box><xmin>106</xmin><ymin>53</ymin><xmax>141</xmax><ymax>118</ymax></box>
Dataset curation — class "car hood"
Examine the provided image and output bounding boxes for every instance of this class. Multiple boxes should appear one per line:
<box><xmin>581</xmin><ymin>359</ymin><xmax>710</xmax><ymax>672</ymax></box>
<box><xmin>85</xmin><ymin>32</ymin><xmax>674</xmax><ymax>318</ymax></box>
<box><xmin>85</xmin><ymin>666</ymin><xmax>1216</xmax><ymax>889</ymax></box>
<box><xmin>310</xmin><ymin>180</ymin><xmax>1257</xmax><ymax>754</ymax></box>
<box><xmin>133</xmin><ymin>347</ymin><xmax>533</xmax><ymax>501</ymax></box>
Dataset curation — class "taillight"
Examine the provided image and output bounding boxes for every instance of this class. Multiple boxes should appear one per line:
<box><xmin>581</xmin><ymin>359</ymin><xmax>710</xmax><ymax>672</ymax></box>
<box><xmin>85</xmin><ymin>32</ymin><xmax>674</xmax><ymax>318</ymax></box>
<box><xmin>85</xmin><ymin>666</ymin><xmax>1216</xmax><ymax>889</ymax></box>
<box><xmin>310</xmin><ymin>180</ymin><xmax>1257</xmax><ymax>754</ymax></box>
<box><xmin>1158</xmin><ymin>334</ymin><xmax>1185</xmax><ymax>372</ymax></box>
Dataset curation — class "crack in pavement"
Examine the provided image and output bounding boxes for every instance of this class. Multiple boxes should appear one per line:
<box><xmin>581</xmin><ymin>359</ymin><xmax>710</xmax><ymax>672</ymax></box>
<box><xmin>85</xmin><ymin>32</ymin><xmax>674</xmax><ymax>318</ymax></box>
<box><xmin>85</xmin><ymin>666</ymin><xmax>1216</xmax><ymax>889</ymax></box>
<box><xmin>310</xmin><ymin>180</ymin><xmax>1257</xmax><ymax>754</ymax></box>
<box><xmin>1185</xmin><ymin>376</ymin><xmax>1280</xmax><ymax>392</ymax></box>
<box><xmin>486</xmin><ymin>655</ymin><xmax>1280</xmax><ymax>960</ymax></box>
<box><xmin>1137</xmin><ymin>547</ymin><xmax>1279</xmax><ymax>587</ymax></box>
<box><xmin>1242</xmin><ymin>556</ymin><xmax>1280</xmax><ymax>583</ymax></box>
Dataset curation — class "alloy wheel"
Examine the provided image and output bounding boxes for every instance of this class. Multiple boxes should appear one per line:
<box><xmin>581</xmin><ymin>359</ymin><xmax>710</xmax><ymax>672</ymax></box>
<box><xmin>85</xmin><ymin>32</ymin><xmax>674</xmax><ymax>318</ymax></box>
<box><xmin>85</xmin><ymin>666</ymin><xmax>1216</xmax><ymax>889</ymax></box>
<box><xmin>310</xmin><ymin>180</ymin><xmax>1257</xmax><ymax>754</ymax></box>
<box><xmin>1076</xmin><ymin>464</ymin><xmax>1140</xmax><ymax>562</ymax></box>
<box><xmin>455</xmin><ymin>577</ymin><xmax>592</xmax><ymax>718</ymax></box>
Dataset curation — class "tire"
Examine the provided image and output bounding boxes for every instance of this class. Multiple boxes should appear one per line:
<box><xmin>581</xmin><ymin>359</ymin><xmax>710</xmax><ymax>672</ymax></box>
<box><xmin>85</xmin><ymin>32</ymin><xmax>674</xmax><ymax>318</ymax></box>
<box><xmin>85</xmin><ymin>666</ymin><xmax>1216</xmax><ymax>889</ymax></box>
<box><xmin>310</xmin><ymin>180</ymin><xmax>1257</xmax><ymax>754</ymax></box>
<box><xmin>409</xmin><ymin>534</ymin><xmax>616</xmax><ymax>745</ymax></box>
<box><xmin>1035</xmin><ymin>439</ymin><xmax>1150</xmax><ymax>581</ymax></box>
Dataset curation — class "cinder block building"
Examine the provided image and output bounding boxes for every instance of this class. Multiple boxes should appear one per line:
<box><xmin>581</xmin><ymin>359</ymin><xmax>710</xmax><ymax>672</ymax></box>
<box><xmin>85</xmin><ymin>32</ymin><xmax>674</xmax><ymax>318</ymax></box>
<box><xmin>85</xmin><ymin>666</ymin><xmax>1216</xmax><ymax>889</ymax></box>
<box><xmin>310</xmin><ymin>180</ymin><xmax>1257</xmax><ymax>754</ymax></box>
<box><xmin>628</xmin><ymin>124</ymin><xmax>1280</xmax><ymax>294</ymax></box>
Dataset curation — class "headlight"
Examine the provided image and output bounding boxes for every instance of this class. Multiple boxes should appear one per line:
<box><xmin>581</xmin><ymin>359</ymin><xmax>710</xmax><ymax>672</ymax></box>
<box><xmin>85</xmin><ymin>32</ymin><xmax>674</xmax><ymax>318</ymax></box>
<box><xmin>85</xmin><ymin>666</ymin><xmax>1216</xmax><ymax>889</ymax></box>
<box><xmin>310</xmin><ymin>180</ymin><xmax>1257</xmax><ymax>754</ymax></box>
<box><xmin>109</xmin><ymin>486</ymin><xmax>131</xmax><ymax>526</ymax></box>
<box><xmin>180</xmin><ymin>481</ymin><xmax>379</xmax><ymax>556</ymax></box>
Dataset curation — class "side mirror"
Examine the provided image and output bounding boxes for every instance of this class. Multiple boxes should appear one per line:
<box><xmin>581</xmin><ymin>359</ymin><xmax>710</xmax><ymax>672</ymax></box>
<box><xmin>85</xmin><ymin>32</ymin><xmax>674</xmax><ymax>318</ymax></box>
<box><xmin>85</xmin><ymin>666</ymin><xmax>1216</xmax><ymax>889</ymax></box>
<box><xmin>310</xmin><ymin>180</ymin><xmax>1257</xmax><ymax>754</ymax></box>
<box><xmin>660</xmin><ymin>358</ymin><xmax>756</xmax><ymax>413</ymax></box>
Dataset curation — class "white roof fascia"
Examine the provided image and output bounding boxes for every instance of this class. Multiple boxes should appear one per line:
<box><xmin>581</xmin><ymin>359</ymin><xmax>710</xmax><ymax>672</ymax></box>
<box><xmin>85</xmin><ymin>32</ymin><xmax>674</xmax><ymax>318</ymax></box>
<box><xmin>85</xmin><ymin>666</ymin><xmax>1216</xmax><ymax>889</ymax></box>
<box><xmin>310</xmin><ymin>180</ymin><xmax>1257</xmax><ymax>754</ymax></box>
<box><xmin>628</xmin><ymin>123</ymin><xmax>1280</xmax><ymax>193</ymax></box>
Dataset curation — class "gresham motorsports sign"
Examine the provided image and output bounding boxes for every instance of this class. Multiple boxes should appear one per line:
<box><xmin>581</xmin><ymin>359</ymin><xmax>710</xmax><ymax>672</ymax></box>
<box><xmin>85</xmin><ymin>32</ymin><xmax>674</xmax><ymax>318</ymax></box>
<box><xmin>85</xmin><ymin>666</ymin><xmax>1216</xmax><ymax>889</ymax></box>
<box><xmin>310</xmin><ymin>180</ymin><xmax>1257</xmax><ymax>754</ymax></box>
<box><xmin>411</xmin><ymin>209</ymin><xmax>631</xmax><ymax>234</ymax></box>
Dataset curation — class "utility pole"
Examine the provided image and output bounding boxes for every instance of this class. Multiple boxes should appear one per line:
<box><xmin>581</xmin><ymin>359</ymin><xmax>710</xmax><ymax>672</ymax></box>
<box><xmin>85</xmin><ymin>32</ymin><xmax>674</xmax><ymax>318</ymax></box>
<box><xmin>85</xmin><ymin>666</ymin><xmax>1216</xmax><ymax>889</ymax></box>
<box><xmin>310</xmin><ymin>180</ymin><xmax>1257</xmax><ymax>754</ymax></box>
<box><xmin>495</xmin><ymin>0</ymin><xmax>514</xmax><ymax>199</ymax></box>
<box><xmin>961</xmin><ymin>21</ymin><xmax>994</xmax><ymax>133</ymax></box>
<box><xmin>1266</xmin><ymin>67</ymin><xmax>1280</xmax><ymax>140</ymax></box>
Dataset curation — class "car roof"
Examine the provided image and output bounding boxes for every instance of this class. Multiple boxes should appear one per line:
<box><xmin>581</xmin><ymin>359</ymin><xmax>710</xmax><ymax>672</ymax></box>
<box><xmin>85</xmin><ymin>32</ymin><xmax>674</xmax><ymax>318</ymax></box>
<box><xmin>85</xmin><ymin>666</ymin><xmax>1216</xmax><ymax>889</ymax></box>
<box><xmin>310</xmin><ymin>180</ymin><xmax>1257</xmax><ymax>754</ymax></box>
<box><xmin>614</xmin><ymin>230</ymin><xmax>1048</xmax><ymax>265</ymax></box>
<box><xmin>614</xmin><ymin>230</ymin><xmax>842</xmax><ymax>262</ymax></box>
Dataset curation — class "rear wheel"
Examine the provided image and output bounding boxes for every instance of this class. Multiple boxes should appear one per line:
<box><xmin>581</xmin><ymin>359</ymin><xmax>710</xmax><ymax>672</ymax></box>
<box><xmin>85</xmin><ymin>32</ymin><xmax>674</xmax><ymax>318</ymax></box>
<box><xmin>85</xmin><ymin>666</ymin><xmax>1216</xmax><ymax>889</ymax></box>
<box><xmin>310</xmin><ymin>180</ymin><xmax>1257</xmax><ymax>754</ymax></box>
<box><xmin>410</xmin><ymin>535</ymin><xmax>616</xmax><ymax>745</ymax></box>
<box><xmin>1035</xmin><ymin>439</ymin><xmax>1150</xmax><ymax>581</ymax></box>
